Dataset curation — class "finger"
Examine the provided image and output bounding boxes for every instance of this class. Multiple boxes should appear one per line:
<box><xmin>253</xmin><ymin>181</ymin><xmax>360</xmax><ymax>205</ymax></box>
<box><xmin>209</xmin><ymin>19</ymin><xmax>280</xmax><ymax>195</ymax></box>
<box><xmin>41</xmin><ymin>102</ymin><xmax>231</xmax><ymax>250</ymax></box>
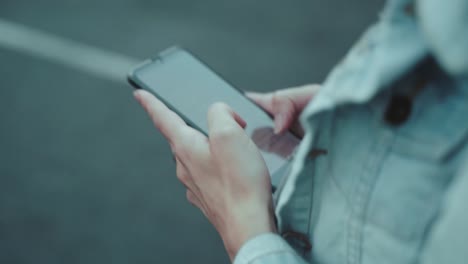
<box><xmin>246</xmin><ymin>85</ymin><xmax>319</xmax><ymax>115</ymax></box>
<box><xmin>271</xmin><ymin>94</ymin><xmax>295</xmax><ymax>134</ymax></box>
<box><xmin>274</xmin><ymin>84</ymin><xmax>320</xmax><ymax>111</ymax></box>
<box><xmin>175</xmin><ymin>158</ymin><xmax>193</xmax><ymax>188</ymax></box>
<box><xmin>134</xmin><ymin>89</ymin><xmax>187</xmax><ymax>145</ymax></box>
<box><xmin>177</xmin><ymin>162</ymin><xmax>205</xmax><ymax>211</ymax></box>
<box><xmin>246</xmin><ymin>85</ymin><xmax>319</xmax><ymax>134</ymax></box>
<box><xmin>186</xmin><ymin>190</ymin><xmax>202</xmax><ymax>208</ymax></box>
<box><xmin>207</xmin><ymin>102</ymin><xmax>247</xmax><ymax>134</ymax></box>
<box><xmin>272</xmin><ymin>85</ymin><xmax>321</xmax><ymax>134</ymax></box>
<box><xmin>246</xmin><ymin>91</ymin><xmax>292</xmax><ymax>134</ymax></box>
<box><xmin>245</xmin><ymin>92</ymin><xmax>275</xmax><ymax>114</ymax></box>
<box><xmin>175</xmin><ymin>157</ymin><xmax>207</xmax><ymax>203</ymax></box>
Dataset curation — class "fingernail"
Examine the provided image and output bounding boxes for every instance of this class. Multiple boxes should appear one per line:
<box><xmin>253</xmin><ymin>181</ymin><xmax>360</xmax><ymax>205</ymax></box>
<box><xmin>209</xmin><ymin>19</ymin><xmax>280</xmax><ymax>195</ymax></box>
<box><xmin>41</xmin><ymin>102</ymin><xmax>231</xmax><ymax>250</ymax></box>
<box><xmin>133</xmin><ymin>90</ymin><xmax>142</xmax><ymax>101</ymax></box>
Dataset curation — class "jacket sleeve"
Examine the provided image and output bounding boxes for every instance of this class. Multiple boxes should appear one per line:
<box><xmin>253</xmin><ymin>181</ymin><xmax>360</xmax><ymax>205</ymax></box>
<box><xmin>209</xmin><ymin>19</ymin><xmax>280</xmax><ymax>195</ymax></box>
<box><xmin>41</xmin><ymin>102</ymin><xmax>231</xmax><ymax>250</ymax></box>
<box><xmin>233</xmin><ymin>233</ymin><xmax>309</xmax><ymax>264</ymax></box>
<box><xmin>417</xmin><ymin>0</ymin><xmax>468</xmax><ymax>76</ymax></box>
<box><xmin>419</xmin><ymin>159</ymin><xmax>468</xmax><ymax>264</ymax></box>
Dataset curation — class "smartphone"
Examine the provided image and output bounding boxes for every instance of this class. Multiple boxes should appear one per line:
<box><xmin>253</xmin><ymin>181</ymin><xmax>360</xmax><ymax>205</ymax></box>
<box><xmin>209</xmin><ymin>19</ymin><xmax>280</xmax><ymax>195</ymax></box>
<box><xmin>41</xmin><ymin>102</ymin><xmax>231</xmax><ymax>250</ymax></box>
<box><xmin>128</xmin><ymin>46</ymin><xmax>299</xmax><ymax>187</ymax></box>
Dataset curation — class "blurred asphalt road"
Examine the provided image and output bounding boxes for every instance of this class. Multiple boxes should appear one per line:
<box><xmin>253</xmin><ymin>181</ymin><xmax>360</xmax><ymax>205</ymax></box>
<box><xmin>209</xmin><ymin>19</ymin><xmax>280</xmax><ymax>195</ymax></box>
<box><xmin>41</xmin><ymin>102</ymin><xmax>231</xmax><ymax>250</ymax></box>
<box><xmin>0</xmin><ymin>1</ymin><xmax>382</xmax><ymax>263</ymax></box>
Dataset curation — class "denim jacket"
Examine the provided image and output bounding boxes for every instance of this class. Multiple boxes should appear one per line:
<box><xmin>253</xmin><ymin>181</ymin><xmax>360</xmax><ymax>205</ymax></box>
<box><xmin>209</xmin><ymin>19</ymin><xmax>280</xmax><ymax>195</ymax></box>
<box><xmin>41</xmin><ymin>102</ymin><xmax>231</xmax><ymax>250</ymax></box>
<box><xmin>234</xmin><ymin>0</ymin><xmax>468</xmax><ymax>263</ymax></box>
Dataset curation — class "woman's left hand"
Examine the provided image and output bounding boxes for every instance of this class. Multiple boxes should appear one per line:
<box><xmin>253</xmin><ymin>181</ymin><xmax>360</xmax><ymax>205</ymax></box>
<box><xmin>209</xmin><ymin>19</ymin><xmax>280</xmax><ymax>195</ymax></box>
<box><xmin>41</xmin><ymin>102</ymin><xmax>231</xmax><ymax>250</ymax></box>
<box><xmin>134</xmin><ymin>90</ymin><xmax>277</xmax><ymax>260</ymax></box>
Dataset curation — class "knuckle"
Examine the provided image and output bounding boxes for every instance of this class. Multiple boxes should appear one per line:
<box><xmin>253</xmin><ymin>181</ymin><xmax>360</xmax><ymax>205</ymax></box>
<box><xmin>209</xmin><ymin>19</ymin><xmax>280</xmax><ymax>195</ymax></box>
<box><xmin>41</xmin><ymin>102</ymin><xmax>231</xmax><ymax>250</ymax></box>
<box><xmin>273</xmin><ymin>90</ymin><xmax>287</xmax><ymax>99</ymax></box>
<box><xmin>273</xmin><ymin>90</ymin><xmax>294</xmax><ymax>111</ymax></box>
<box><xmin>186</xmin><ymin>191</ymin><xmax>197</xmax><ymax>205</ymax></box>
<box><xmin>271</xmin><ymin>91</ymin><xmax>284</xmax><ymax>108</ymax></box>
<box><xmin>272</xmin><ymin>90</ymin><xmax>282</xmax><ymax>99</ymax></box>
<box><xmin>176</xmin><ymin>170</ymin><xmax>190</xmax><ymax>184</ymax></box>
<box><xmin>208</xmin><ymin>102</ymin><xmax>228</xmax><ymax>116</ymax></box>
<box><xmin>175</xmin><ymin>162</ymin><xmax>190</xmax><ymax>183</ymax></box>
<box><xmin>186</xmin><ymin>191</ymin><xmax>193</xmax><ymax>200</ymax></box>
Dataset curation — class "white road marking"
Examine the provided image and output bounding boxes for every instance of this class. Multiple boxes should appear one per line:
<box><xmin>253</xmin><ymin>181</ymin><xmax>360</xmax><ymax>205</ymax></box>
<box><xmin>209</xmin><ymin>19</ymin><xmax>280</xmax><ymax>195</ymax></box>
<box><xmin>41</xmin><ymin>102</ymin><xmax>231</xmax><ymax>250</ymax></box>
<box><xmin>0</xmin><ymin>19</ymin><xmax>139</xmax><ymax>83</ymax></box>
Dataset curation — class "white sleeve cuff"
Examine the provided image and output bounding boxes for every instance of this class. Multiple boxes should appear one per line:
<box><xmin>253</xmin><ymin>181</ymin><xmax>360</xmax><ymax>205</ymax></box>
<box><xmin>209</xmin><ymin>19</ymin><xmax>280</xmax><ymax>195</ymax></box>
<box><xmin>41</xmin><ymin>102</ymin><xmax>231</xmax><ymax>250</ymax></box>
<box><xmin>233</xmin><ymin>233</ymin><xmax>306</xmax><ymax>264</ymax></box>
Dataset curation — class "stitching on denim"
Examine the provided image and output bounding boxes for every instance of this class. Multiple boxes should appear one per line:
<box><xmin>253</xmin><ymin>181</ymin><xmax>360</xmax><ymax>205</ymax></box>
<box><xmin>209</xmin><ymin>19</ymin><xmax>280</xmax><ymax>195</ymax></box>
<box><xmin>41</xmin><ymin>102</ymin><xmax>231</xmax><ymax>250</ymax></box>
<box><xmin>246</xmin><ymin>249</ymin><xmax>302</xmax><ymax>264</ymax></box>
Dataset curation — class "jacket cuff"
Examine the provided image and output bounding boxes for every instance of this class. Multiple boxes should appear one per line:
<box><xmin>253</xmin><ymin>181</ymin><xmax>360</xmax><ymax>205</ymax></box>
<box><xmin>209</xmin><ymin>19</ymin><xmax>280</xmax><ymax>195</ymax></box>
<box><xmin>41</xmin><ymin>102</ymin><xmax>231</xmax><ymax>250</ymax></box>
<box><xmin>233</xmin><ymin>233</ymin><xmax>302</xmax><ymax>264</ymax></box>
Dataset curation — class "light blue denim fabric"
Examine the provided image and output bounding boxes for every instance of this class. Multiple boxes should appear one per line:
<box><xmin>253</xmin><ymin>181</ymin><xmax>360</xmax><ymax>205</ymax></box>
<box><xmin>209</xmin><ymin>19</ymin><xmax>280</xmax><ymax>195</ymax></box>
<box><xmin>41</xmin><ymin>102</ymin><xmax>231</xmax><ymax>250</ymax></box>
<box><xmin>234</xmin><ymin>0</ymin><xmax>468</xmax><ymax>263</ymax></box>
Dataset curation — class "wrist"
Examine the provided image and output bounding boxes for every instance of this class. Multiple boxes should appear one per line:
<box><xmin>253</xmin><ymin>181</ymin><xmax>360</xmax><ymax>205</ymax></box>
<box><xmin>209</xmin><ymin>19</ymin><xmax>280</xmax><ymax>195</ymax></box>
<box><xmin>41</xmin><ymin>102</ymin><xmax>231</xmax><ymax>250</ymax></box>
<box><xmin>220</xmin><ymin>202</ymin><xmax>277</xmax><ymax>261</ymax></box>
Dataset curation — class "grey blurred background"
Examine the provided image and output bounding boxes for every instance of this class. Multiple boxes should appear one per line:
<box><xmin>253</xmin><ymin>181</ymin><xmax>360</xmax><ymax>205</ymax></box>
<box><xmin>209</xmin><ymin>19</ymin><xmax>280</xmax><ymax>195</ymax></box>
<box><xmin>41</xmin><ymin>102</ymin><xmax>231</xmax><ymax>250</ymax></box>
<box><xmin>0</xmin><ymin>1</ymin><xmax>383</xmax><ymax>263</ymax></box>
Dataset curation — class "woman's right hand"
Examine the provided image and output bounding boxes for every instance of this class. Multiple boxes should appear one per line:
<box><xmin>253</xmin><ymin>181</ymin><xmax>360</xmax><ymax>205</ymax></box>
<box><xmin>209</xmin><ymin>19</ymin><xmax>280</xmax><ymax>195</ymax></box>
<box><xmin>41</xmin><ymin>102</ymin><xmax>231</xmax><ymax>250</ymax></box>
<box><xmin>246</xmin><ymin>84</ymin><xmax>320</xmax><ymax>138</ymax></box>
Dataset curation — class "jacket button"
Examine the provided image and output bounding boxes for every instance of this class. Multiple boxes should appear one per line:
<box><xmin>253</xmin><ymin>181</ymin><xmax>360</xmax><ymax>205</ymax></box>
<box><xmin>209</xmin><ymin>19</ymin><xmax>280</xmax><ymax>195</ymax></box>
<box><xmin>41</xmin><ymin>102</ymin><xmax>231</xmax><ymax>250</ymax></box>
<box><xmin>308</xmin><ymin>148</ymin><xmax>328</xmax><ymax>159</ymax></box>
<box><xmin>384</xmin><ymin>94</ymin><xmax>412</xmax><ymax>126</ymax></box>
<box><xmin>281</xmin><ymin>230</ymin><xmax>312</xmax><ymax>252</ymax></box>
<box><xmin>404</xmin><ymin>3</ymin><xmax>415</xmax><ymax>16</ymax></box>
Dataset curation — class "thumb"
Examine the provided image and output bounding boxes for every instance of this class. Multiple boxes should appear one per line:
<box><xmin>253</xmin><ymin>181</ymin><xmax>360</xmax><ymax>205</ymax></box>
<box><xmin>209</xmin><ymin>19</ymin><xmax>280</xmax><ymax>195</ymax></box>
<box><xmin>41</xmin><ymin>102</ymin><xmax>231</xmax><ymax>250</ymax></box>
<box><xmin>207</xmin><ymin>102</ymin><xmax>247</xmax><ymax>136</ymax></box>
